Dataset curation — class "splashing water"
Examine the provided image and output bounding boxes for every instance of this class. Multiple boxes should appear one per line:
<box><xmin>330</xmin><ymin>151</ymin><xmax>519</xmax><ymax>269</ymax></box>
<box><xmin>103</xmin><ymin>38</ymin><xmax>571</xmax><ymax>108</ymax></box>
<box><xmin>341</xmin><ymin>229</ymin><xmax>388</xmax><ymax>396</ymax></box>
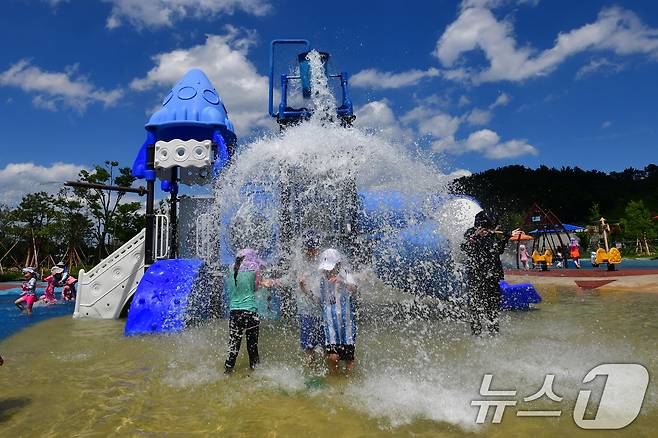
<box><xmin>2</xmin><ymin>51</ymin><xmax>654</xmax><ymax>437</ymax></box>
<box><xmin>307</xmin><ymin>50</ymin><xmax>337</xmax><ymax>121</ymax></box>
<box><xmin>201</xmin><ymin>50</ymin><xmax>476</xmax><ymax>298</ymax></box>
<box><xmin>0</xmin><ymin>288</ymin><xmax>656</xmax><ymax>436</ymax></box>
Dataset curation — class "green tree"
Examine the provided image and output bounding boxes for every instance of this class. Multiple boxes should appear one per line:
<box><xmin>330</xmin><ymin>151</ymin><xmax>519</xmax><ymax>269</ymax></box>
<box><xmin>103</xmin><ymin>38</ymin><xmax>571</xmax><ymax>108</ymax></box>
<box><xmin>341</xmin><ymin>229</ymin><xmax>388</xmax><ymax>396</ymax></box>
<box><xmin>53</xmin><ymin>188</ymin><xmax>93</xmax><ymax>266</ymax></box>
<box><xmin>452</xmin><ymin>164</ymin><xmax>658</xmax><ymax>226</ymax></box>
<box><xmin>0</xmin><ymin>203</ymin><xmax>19</xmax><ymax>273</ymax></box>
<box><xmin>10</xmin><ymin>192</ymin><xmax>58</xmax><ymax>267</ymax></box>
<box><xmin>620</xmin><ymin>200</ymin><xmax>657</xmax><ymax>241</ymax></box>
<box><xmin>588</xmin><ymin>202</ymin><xmax>601</xmax><ymax>224</ymax></box>
<box><xmin>106</xmin><ymin>202</ymin><xmax>144</xmax><ymax>246</ymax></box>
<box><xmin>74</xmin><ymin>161</ymin><xmax>139</xmax><ymax>260</ymax></box>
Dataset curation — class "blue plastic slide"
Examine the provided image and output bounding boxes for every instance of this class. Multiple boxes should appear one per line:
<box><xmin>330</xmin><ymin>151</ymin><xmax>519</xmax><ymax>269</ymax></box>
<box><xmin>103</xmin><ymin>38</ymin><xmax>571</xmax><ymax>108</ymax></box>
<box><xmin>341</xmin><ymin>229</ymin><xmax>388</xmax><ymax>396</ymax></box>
<box><xmin>125</xmin><ymin>259</ymin><xmax>204</xmax><ymax>336</ymax></box>
<box><xmin>499</xmin><ymin>280</ymin><xmax>542</xmax><ymax>310</ymax></box>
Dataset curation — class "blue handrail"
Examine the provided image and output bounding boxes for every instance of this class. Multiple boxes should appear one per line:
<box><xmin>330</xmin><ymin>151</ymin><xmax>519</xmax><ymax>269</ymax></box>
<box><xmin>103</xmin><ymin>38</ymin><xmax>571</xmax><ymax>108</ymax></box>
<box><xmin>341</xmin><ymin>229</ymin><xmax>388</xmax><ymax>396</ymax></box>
<box><xmin>269</xmin><ymin>39</ymin><xmax>310</xmax><ymax>117</ymax></box>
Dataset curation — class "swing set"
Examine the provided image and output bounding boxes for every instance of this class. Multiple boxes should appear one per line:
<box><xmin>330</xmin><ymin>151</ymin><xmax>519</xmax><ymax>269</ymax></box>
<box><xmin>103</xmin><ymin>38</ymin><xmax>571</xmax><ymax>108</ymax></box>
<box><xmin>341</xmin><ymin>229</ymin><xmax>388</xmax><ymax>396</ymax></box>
<box><xmin>523</xmin><ymin>203</ymin><xmax>574</xmax><ymax>271</ymax></box>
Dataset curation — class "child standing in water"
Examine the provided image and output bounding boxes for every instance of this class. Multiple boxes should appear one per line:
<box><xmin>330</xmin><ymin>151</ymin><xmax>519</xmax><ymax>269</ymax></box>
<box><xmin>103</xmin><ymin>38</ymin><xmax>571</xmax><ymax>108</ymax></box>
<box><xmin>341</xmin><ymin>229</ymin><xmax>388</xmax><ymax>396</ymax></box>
<box><xmin>15</xmin><ymin>267</ymin><xmax>38</xmax><ymax>315</ymax></box>
<box><xmin>294</xmin><ymin>232</ymin><xmax>324</xmax><ymax>365</ymax></box>
<box><xmin>569</xmin><ymin>238</ymin><xmax>581</xmax><ymax>269</ymax></box>
<box><xmin>224</xmin><ymin>248</ymin><xmax>276</xmax><ymax>373</ymax></box>
<box><xmin>317</xmin><ymin>248</ymin><xmax>358</xmax><ymax>376</ymax></box>
<box><xmin>519</xmin><ymin>244</ymin><xmax>530</xmax><ymax>270</ymax></box>
<box><xmin>41</xmin><ymin>266</ymin><xmax>62</xmax><ymax>304</ymax></box>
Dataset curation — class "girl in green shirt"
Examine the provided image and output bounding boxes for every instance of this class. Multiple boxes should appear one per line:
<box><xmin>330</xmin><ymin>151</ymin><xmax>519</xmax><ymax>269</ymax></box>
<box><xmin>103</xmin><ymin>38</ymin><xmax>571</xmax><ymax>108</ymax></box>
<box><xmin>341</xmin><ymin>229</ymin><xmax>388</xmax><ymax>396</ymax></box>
<box><xmin>225</xmin><ymin>248</ymin><xmax>276</xmax><ymax>373</ymax></box>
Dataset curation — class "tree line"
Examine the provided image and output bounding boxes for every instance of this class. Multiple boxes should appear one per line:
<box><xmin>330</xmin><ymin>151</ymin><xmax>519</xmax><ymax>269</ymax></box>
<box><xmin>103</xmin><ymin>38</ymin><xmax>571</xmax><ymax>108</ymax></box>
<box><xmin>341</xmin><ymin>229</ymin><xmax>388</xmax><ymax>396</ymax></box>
<box><xmin>451</xmin><ymin>164</ymin><xmax>658</xmax><ymax>253</ymax></box>
<box><xmin>2</xmin><ymin>162</ymin><xmax>656</xmax><ymax>278</ymax></box>
<box><xmin>0</xmin><ymin>161</ymin><xmax>144</xmax><ymax>279</ymax></box>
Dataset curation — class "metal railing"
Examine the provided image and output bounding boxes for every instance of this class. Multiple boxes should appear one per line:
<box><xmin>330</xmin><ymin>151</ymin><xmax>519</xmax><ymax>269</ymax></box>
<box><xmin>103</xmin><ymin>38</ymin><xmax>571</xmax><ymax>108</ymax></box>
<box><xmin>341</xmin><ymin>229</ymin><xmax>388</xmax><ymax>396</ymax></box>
<box><xmin>154</xmin><ymin>214</ymin><xmax>169</xmax><ymax>260</ymax></box>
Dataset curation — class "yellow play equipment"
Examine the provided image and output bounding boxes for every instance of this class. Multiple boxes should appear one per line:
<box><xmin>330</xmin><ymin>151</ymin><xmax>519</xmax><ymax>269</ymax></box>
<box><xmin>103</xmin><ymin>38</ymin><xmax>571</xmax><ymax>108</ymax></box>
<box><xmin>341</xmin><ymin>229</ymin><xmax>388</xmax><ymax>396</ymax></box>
<box><xmin>531</xmin><ymin>249</ymin><xmax>553</xmax><ymax>270</ymax></box>
<box><xmin>595</xmin><ymin>247</ymin><xmax>622</xmax><ymax>265</ymax></box>
<box><xmin>594</xmin><ymin>217</ymin><xmax>622</xmax><ymax>270</ymax></box>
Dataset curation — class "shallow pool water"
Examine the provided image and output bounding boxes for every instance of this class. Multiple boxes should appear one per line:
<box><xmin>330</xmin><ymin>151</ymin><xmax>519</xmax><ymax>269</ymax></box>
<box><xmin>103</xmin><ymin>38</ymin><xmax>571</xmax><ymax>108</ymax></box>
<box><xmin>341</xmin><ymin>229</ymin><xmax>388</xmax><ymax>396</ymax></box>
<box><xmin>0</xmin><ymin>284</ymin><xmax>656</xmax><ymax>436</ymax></box>
<box><xmin>0</xmin><ymin>294</ymin><xmax>75</xmax><ymax>339</ymax></box>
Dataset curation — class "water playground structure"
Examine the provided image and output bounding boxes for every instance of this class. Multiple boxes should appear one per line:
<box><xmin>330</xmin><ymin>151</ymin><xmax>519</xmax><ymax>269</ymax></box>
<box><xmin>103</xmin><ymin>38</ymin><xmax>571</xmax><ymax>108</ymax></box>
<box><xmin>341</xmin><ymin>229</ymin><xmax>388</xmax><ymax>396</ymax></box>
<box><xmin>68</xmin><ymin>40</ymin><xmax>540</xmax><ymax>335</ymax></box>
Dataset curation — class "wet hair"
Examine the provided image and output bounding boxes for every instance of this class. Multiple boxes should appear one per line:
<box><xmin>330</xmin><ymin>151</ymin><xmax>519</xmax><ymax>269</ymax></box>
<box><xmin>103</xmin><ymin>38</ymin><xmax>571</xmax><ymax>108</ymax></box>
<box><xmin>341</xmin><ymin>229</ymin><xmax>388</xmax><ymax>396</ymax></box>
<box><xmin>233</xmin><ymin>255</ymin><xmax>245</xmax><ymax>286</ymax></box>
<box><xmin>474</xmin><ymin>211</ymin><xmax>495</xmax><ymax>229</ymax></box>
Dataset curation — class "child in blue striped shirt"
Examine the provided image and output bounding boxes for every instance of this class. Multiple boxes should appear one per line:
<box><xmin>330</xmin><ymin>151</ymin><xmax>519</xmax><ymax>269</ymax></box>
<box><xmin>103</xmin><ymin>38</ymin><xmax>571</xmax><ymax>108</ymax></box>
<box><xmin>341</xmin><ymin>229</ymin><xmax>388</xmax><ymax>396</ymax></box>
<box><xmin>317</xmin><ymin>248</ymin><xmax>358</xmax><ymax>376</ymax></box>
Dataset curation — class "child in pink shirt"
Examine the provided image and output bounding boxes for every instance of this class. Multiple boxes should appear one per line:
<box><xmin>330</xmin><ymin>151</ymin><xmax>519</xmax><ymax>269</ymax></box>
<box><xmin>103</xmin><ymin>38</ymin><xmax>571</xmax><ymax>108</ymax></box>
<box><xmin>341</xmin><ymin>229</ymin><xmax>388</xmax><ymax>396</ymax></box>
<box><xmin>15</xmin><ymin>267</ymin><xmax>38</xmax><ymax>315</ymax></box>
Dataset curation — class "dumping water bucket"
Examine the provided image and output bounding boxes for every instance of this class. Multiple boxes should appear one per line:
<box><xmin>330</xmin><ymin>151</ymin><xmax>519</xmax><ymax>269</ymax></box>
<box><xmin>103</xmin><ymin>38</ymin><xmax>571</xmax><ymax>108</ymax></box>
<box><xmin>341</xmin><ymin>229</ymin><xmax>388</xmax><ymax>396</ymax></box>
<box><xmin>298</xmin><ymin>51</ymin><xmax>329</xmax><ymax>98</ymax></box>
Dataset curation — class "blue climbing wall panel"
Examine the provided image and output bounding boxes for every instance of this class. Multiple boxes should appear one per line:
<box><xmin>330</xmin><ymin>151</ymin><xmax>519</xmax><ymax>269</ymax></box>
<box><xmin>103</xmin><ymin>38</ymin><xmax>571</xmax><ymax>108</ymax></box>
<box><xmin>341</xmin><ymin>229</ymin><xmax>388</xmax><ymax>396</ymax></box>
<box><xmin>125</xmin><ymin>259</ymin><xmax>204</xmax><ymax>336</ymax></box>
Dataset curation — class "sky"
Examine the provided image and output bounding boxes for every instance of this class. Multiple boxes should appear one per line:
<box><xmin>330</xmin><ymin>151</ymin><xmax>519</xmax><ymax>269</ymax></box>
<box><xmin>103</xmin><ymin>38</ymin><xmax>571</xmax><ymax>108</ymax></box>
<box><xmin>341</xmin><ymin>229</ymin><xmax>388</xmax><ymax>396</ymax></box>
<box><xmin>1</xmin><ymin>0</ymin><xmax>657</xmax><ymax>204</ymax></box>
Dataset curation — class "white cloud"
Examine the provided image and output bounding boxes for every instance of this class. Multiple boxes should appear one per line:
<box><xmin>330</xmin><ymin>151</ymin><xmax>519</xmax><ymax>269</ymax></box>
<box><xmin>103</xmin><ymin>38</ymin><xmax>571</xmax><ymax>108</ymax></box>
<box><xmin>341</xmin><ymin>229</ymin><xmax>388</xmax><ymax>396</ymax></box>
<box><xmin>355</xmin><ymin>99</ymin><xmax>411</xmax><ymax>139</ymax></box>
<box><xmin>460</xmin><ymin>0</ymin><xmax>504</xmax><ymax>9</ymax></box>
<box><xmin>602</xmin><ymin>120</ymin><xmax>612</xmax><ymax>129</ymax></box>
<box><xmin>0</xmin><ymin>60</ymin><xmax>123</xmax><ymax>111</ymax></box>
<box><xmin>102</xmin><ymin>0</ymin><xmax>271</xmax><ymax>29</ymax></box>
<box><xmin>465</xmin><ymin>108</ymin><xmax>491</xmax><ymax>125</ymax></box>
<box><xmin>0</xmin><ymin>162</ymin><xmax>86</xmax><ymax>204</ymax></box>
<box><xmin>435</xmin><ymin>4</ymin><xmax>658</xmax><ymax>83</ymax></box>
<box><xmin>516</xmin><ymin>0</ymin><xmax>540</xmax><ymax>6</ymax></box>
<box><xmin>32</xmin><ymin>95</ymin><xmax>58</xmax><ymax>111</ymax></box>
<box><xmin>447</xmin><ymin>168</ymin><xmax>473</xmax><ymax>179</ymax></box>
<box><xmin>430</xmin><ymin>128</ymin><xmax>536</xmax><ymax>158</ymax></box>
<box><xmin>490</xmin><ymin>92</ymin><xmax>510</xmax><ymax>108</ymax></box>
<box><xmin>130</xmin><ymin>29</ymin><xmax>273</xmax><ymax>135</ymax></box>
<box><xmin>401</xmin><ymin>107</ymin><xmax>461</xmax><ymax>139</ymax></box>
<box><xmin>355</xmin><ymin>99</ymin><xmax>536</xmax><ymax>159</ymax></box>
<box><xmin>400</xmin><ymin>105</ymin><xmax>536</xmax><ymax>159</ymax></box>
<box><xmin>351</xmin><ymin>68</ymin><xmax>440</xmax><ymax>89</ymax></box>
<box><xmin>457</xmin><ymin>92</ymin><xmax>509</xmax><ymax>126</ymax></box>
<box><xmin>575</xmin><ymin>57</ymin><xmax>625</xmax><ymax>79</ymax></box>
<box><xmin>462</xmin><ymin>129</ymin><xmax>537</xmax><ymax>158</ymax></box>
<box><xmin>458</xmin><ymin>95</ymin><xmax>471</xmax><ymax>107</ymax></box>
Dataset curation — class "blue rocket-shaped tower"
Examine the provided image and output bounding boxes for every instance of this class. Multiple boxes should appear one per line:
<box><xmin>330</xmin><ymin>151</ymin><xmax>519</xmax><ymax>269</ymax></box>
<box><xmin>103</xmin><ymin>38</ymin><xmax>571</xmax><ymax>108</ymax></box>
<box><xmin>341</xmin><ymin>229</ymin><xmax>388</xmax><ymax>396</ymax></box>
<box><xmin>131</xmin><ymin>68</ymin><xmax>237</xmax><ymax>265</ymax></box>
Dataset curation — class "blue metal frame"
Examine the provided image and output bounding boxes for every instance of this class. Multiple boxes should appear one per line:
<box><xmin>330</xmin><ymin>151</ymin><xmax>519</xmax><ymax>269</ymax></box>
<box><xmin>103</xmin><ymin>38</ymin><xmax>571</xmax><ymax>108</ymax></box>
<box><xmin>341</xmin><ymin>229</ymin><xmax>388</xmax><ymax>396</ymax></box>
<box><xmin>268</xmin><ymin>39</ymin><xmax>354</xmax><ymax>124</ymax></box>
<box><xmin>269</xmin><ymin>39</ymin><xmax>309</xmax><ymax>118</ymax></box>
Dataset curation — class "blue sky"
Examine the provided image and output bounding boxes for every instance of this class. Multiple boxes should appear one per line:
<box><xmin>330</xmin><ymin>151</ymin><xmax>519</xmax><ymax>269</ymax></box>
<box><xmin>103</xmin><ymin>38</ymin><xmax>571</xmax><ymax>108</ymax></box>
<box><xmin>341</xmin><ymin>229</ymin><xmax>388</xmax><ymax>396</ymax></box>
<box><xmin>1</xmin><ymin>0</ymin><xmax>657</xmax><ymax>203</ymax></box>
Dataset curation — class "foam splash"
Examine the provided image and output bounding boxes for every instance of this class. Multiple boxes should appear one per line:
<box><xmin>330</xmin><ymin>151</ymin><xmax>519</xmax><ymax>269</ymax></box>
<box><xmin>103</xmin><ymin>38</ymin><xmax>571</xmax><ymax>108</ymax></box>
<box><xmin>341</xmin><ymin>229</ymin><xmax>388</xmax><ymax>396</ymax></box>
<box><xmin>201</xmin><ymin>49</ymin><xmax>472</xmax><ymax>282</ymax></box>
<box><xmin>169</xmin><ymin>51</ymin><xmax>658</xmax><ymax>433</ymax></box>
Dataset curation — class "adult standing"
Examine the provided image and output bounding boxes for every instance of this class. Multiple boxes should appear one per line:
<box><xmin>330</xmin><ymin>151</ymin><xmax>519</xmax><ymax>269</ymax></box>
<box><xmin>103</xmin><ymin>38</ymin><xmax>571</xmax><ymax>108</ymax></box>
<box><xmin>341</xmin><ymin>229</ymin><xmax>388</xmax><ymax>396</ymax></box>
<box><xmin>462</xmin><ymin>212</ymin><xmax>513</xmax><ymax>336</ymax></box>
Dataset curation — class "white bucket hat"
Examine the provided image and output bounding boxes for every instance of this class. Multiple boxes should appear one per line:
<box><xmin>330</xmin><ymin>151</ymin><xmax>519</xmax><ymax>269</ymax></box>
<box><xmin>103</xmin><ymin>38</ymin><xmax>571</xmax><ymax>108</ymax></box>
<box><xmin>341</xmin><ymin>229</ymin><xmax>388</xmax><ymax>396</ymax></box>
<box><xmin>51</xmin><ymin>266</ymin><xmax>64</xmax><ymax>275</ymax></box>
<box><xmin>318</xmin><ymin>248</ymin><xmax>341</xmax><ymax>271</ymax></box>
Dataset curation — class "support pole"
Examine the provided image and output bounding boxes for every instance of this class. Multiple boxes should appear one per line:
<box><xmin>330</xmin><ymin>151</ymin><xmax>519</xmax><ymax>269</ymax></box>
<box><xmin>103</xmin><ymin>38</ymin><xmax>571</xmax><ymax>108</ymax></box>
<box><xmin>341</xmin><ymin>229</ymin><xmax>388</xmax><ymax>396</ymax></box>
<box><xmin>144</xmin><ymin>142</ymin><xmax>156</xmax><ymax>269</ymax></box>
<box><xmin>547</xmin><ymin>231</ymin><xmax>557</xmax><ymax>258</ymax></box>
<box><xmin>169</xmin><ymin>167</ymin><xmax>178</xmax><ymax>259</ymax></box>
<box><xmin>553</xmin><ymin>229</ymin><xmax>568</xmax><ymax>269</ymax></box>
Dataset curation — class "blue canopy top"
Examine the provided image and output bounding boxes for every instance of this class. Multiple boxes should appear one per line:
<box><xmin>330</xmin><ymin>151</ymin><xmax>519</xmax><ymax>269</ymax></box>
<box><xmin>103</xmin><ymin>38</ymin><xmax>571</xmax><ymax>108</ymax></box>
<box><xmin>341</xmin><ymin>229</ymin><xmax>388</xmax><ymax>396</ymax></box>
<box><xmin>145</xmin><ymin>68</ymin><xmax>237</xmax><ymax>143</ymax></box>
<box><xmin>529</xmin><ymin>224</ymin><xmax>584</xmax><ymax>234</ymax></box>
<box><xmin>132</xmin><ymin>69</ymin><xmax>237</xmax><ymax>180</ymax></box>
